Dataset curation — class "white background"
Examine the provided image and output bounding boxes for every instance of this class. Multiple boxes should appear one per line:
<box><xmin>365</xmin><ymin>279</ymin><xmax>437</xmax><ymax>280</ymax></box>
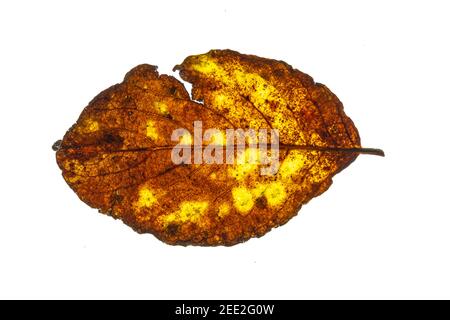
<box><xmin>1</xmin><ymin>0</ymin><xmax>449</xmax><ymax>299</ymax></box>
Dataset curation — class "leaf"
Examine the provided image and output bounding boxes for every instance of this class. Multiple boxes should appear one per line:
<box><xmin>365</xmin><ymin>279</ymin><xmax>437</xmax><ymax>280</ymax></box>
<box><xmin>55</xmin><ymin>50</ymin><xmax>383</xmax><ymax>246</ymax></box>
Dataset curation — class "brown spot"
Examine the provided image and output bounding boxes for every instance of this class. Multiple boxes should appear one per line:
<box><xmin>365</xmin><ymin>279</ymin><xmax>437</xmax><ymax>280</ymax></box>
<box><xmin>169</xmin><ymin>86</ymin><xmax>177</xmax><ymax>95</ymax></box>
<box><xmin>166</xmin><ymin>223</ymin><xmax>179</xmax><ymax>236</ymax></box>
<box><xmin>102</xmin><ymin>132</ymin><xmax>124</xmax><ymax>146</ymax></box>
<box><xmin>255</xmin><ymin>196</ymin><xmax>267</xmax><ymax>209</ymax></box>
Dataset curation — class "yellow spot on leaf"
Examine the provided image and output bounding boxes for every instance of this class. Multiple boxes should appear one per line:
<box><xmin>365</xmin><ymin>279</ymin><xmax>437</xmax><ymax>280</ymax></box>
<box><xmin>214</xmin><ymin>94</ymin><xmax>229</xmax><ymax>106</ymax></box>
<box><xmin>180</xmin><ymin>201</ymin><xmax>209</xmax><ymax>221</ymax></box>
<box><xmin>66</xmin><ymin>175</ymin><xmax>81</xmax><ymax>183</ymax></box>
<box><xmin>192</xmin><ymin>55</ymin><xmax>224</xmax><ymax>76</ymax></box>
<box><xmin>137</xmin><ymin>187</ymin><xmax>157</xmax><ymax>208</ymax></box>
<box><xmin>279</xmin><ymin>151</ymin><xmax>307</xmax><ymax>179</ymax></box>
<box><xmin>234</xmin><ymin>70</ymin><xmax>276</xmax><ymax>105</ymax></box>
<box><xmin>63</xmin><ymin>159</ymin><xmax>84</xmax><ymax>175</ymax></box>
<box><xmin>162</xmin><ymin>201</ymin><xmax>209</xmax><ymax>225</ymax></box>
<box><xmin>217</xmin><ymin>203</ymin><xmax>230</xmax><ymax>218</ymax></box>
<box><xmin>154</xmin><ymin>101</ymin><xmax>169</xmax><ymax>116</ymax></box>
<box><xmin>146</xmin><ymin>120</ymin><xmax>158</xmax><ymax>140</ymax></box>
<box><xmin>264</xmin><ymin>182</ymin><xmax>286</xmax><ymax>207</ymax></box>
<box><xmin>228</xmin><ymin>148</ymin><xmax>261</xmax><ymax>180</ymax></box>
<box><xmin>80</xmin><ymin>119</ymin><xmax>99</xmax><ymax>133</ymax></box>
<box><xmin>232</xmin><ymin>187</ymin><xmax>254</xmax><ymax>214</ymax></box>
<box><xmin>251</xmin><ymin>184</ymin><xmax>267</xmax><ymax>198</ymax></box>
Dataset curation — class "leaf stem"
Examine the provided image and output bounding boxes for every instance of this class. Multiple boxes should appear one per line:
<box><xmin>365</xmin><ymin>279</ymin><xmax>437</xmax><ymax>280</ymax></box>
<box><xmin>277</xmin><ymin>145</ymin><xmax>385</xmax><ymax>156</ymax></box>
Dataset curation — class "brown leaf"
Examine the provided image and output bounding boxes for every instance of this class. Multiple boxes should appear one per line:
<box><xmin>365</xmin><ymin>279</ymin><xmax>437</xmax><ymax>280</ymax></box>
<box><xmin>55</xmin><ymin>50</ymin><xmax>383</xmax><ymax>246</ymax></box>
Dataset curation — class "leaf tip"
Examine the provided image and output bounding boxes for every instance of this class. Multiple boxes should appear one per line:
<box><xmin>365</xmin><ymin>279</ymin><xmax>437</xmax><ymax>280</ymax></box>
<box><xmin>52</xmin><ymin>139</ymin><xmax>62</xmax><ymax>152</ymax></box>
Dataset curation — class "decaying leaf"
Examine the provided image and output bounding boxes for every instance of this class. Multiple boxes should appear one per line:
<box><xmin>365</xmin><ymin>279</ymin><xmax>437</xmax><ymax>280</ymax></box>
<box><xmin>54</xmin><ymin>49</ymin><xmax>383</xmax><ymax>246</ymax></box>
